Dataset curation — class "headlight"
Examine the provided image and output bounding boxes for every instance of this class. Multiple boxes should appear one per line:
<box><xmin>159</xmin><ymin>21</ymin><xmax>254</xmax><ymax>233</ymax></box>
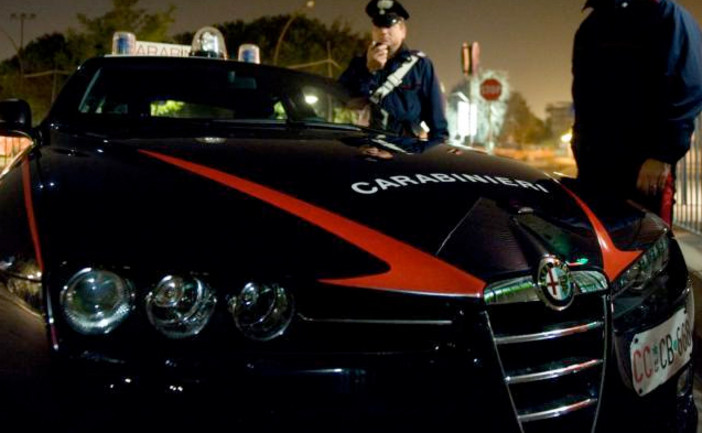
<box><xmin>61</xmin><ymin>268</ymin><xmax>134</xmax><ymax>335</ymax></box>
<box><xmin>145</xmin><ymin>275</ymin><xmax>216</xmax><ymax>339</ymax></box>
<box><xmin>228</xmin><ymin>282</ymin><xmax>294</xmax><ymax>341</ymax></box>
<box><xmin>612</xmin><ymin>236</ymin><xmax>669</xmax><ymax>295</ymax></box>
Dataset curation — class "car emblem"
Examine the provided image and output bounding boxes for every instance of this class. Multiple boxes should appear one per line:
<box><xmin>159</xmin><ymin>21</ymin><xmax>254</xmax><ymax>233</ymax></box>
<box><xmin>536</xmin><ymin>257</ymin><xmax>575</xmax><ymax>311</ymax></box>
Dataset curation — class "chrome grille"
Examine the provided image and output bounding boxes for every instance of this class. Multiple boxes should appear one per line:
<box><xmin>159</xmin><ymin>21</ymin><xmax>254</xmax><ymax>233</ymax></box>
<box><xmin>487</xmin><ymin>290</ymin><xmax>608</xmax><ymax>433</ymax></box>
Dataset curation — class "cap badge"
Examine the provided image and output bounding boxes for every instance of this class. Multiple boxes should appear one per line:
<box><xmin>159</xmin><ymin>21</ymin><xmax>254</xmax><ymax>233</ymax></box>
<box><xmin>536</xmin><ymin>256</ymin><xmax>575</xmax><ymax>311</ymax></box>
<box><xmin>377</xmin><ymin>0</ymin><xmax>394</xmax><ymax>15</ymax></box>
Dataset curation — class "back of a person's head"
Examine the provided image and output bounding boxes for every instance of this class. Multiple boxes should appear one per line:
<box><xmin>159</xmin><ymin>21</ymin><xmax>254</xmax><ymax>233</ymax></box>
<box><xmin>585</xmin><ymin>0</ymin><xmax>653</xmax><ymax>9</ymax></box>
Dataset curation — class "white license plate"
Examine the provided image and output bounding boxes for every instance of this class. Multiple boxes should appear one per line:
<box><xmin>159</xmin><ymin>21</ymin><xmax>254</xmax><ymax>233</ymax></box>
<box><xmin>629</xmin><ymin>302</ymin><xmax>694</xmax><ymax>396</ymax></box>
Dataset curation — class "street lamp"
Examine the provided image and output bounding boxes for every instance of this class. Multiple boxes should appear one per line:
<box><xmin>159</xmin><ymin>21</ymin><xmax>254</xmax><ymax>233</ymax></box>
<box><xmin>10</xmin><ymin>12</ymin><xmax>36</xmax><ymax>82</ymax></box>
<box><xmin>10</xmin><ymin>12</ymin><xmax>36</xmax><ymax>54</ymax></box>
<box><xmin>0</xmin><ymin>26</ymin><xmax>20</xmax><ymax>65</ymax></box>
<box><xmin>272</xmin><ymin>0</ymin><xmax>315</xmax><ymax>66</ymax></box>
<box><xmin>0</xmin><ymin>25</ymin><xmax>23</xmax><ymax>89</ymax></box>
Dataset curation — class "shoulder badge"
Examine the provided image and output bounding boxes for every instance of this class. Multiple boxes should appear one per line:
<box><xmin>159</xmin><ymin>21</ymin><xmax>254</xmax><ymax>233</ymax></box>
<box><xmin>377</xmin><ymin>0</ymin><xmax>394</xmax><ymax>15</ymax></box>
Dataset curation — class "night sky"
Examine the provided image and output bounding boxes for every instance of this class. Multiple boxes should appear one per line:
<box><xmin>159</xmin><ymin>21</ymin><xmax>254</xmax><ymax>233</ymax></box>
<box><xmin>1</xmin><ymin>0</ymin><xmax>701</xmax><ymax>118</ymax></box>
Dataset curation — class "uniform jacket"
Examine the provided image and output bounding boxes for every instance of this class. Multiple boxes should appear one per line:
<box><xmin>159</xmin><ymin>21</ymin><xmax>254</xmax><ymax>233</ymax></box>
<box><xmin>338</xmin><ymin>44</ymin><xmax>448</xmax><ymax>140</ymax></box>
<box><xmin>572</xmin><ymin>0</ymin><xmax>702</xmax><ymax>185</ymax></box>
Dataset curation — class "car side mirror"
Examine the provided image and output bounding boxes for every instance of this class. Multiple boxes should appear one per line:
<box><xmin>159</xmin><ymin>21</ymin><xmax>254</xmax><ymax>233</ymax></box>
<box><xmin>0</xmin><ymin>99</ymin><xmax>32</xmax><ymax>134</ymax></box>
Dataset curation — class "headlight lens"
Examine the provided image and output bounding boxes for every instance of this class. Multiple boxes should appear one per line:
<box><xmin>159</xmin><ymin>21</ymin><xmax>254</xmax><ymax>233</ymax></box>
<box><xmin>145</xmin><ymin>275</ymin><xmax>216</xmax><ymax>339</ymax></box>
<box><xmin>612</xmin><ymin>236</ymin><xmax>669</xmax><ymax>294</ymax></box>
<box><xmin>228</xmin><ymin>282</ymin><xmax>294</xmax><ymax>341</ymax></box>
<box><xmin>61</xmin><ymin>268</ymin><xmax>134</xmax><ymax>335</ymax></box>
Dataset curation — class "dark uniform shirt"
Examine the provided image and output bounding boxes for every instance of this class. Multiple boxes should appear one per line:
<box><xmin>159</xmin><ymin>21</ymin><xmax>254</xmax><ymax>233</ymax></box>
<box><xmin>338</xmin><ymin>44</ymin><xmax>448</xmax><ymax>140</ymax></box>
<box><xmin>572</xmin><ymin>0</ymin><xmax>702</xmax><ymax>190</ymax></box>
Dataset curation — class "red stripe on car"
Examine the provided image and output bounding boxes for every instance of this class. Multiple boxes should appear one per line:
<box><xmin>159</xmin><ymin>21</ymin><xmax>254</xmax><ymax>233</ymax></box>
<box><xmin>561</xmin><ymin>185</ymin><xmax>642</xmax><ymax>281</ymax></box>
<box><xmin>140</xmin><ymin>150</ymin><xmax>485</xmax><ymax>297</ymax></box>
<box><xmin>22</xmin><ymin>157</ymin><xmax>57</xmax><ymax>349</ymax></box>
<box><xmin>21</xmin><ymin>158</ymin><xmax>44</xmax><ymax>272</ymax></box>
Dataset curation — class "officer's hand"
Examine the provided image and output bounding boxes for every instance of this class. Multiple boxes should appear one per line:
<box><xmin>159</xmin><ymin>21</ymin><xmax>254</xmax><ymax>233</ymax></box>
<box><xmin>360</xmin><ymin>145</ymin><xmax>393</xmax><ymax>160</ymax></box>
<box><xmin>636</xmin><ymin>158</ymin><xmax>671</xmax><ymax>196</ymax></box>
<box><xmin>367</xmin><ymin>42</ymin><xmax>388</xmax><ymax>73</ymax></box>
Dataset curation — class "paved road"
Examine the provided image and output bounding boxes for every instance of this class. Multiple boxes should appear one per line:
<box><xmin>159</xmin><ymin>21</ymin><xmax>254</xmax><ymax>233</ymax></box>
<box><xmin>0</xmin><ymin>286</ymin><xmax>53</xmax><ymax>422</ymax></box>
<box><xmin>0</xmin><ymin>288</ymin><xmax>50</xmax><ymax>376</ymax></box>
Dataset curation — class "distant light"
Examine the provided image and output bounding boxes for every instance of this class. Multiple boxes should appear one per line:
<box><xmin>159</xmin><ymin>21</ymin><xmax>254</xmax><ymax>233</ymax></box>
<box><xmin>305</xmin><ymin>95</ymin><xmax>319</xmax><ymax>105</ymax></box>
<box><xmin>560</xmin><ymin>131</ymin><xmax>573</xmax><ymax>144</ymax></box>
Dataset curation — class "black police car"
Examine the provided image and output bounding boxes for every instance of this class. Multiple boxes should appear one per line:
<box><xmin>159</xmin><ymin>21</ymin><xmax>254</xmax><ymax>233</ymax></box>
<box><xmin>0</xmin><ymin>36</ymin><xmax>695</xmax><ymax>433</ymax></box>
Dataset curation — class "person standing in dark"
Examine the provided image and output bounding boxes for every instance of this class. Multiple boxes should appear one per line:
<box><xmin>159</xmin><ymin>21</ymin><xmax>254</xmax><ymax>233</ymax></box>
<box><xmin>338</xmin><ymin>0</ymin><xmax>448</xmax><ymax>141</ymax></box>
<box><xmin>571</xmin><ymin>0</ymin><xmax>702</xmax><ymax>224</ymax></box>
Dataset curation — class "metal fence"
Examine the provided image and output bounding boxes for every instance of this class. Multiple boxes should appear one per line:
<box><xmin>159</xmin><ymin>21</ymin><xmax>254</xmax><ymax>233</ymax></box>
<box><xmin>674</xmin><ymin>114</ymin><xmax>702</xmax><ymax>234</ymax></box>
<box><xmin>0</xmin><ymin>136</ymin><xmax>31</xmax><ymax>170</ymax></box>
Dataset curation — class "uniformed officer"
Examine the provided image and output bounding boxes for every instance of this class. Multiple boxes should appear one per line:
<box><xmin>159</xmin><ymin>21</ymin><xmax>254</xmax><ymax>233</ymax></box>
<box><xmin>338</xmin><ymin>0</ymin><xmax>448</xmax><ymax>141</ymax></box>
<box><xmin>571</xmin><ymin>0</ymin><xmax>702</xmax><ymax>225</ymax></box>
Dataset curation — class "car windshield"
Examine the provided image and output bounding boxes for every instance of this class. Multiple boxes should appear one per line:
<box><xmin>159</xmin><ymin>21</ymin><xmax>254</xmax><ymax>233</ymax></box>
<box><xmin>52</xmin><ymin>57</ymin><xmax>368</xmax><ymax>129</ymax></box>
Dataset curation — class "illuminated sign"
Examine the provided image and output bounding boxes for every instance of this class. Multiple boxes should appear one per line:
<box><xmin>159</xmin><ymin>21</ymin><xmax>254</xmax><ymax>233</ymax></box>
<box><xmin>111</xmin><ymin>31</ymin><xmax>191</xmax><ymax>57</ymax></box>
<box><xmin>134</xmin><ymin>41</ymin><xmax>191</xmax><ymax>57</ymax></box>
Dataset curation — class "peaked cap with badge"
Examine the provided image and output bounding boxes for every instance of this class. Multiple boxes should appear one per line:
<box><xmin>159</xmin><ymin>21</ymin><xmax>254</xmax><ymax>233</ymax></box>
<box><xmin>365</xmin><ymin>0</ymin><xmax>410</xmax><ymax>27</ymax></box>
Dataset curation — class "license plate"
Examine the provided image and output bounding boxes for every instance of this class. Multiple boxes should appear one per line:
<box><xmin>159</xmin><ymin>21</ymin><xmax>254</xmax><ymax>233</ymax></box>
<box><xmin>629</xmin><ymin>303</ymin><xmax>694</xmax><ymax>396</ymax></box>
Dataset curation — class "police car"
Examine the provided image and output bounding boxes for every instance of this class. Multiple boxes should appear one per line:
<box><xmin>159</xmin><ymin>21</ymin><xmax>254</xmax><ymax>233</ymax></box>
<box><xmin>0</xmin><ymin>29</ymin><xmax>695</xmax><ymax>432</ymax></box>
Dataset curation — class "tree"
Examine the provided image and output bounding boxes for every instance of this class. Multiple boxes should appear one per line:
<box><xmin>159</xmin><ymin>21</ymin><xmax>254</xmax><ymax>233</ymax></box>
<box><xmin>175</xmin><ymin>15</ymin><xmax>369</xmax><ymax>79</ymax></box>
<box><xmin>1</xmin><ymin>4</ymin><xmax>368</xmax><ymax>122</ymax></box>
<box><xmin>0</xmin><ymin>0</ymin><xmax>175</xmax><ymax>122</ymax></box>
<box><xmin>499</xmin><ymin>91</ymin><xmax>552</xmax><ymax>145</ymax></box>
<box><xmin>72</xmin><ymin>0</ymin><xmax>175</xmax><ymax>60</ymax></box>
<box><xmin>0</xmin><ymin>33</ymin><xmax>75</xmax><ymax>119</ymax></box>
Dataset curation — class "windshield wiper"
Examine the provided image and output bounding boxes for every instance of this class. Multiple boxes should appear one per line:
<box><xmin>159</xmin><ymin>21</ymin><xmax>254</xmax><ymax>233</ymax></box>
<box><xmin>285</xmin><ymin>119</ymin><xmax>363</xmax><ymax>132</ymax></box>
<box><xmin>210</xmin><ymin>118</ymin><xmax>286</xmax><ymax>127</ymax></box>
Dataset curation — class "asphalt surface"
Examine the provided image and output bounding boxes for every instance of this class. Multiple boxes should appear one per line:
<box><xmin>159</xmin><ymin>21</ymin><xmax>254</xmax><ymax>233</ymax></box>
<box><xmin>0</xmin><ymin>288</ymin><xmax>50</xmax><ymax>377</ymax></box>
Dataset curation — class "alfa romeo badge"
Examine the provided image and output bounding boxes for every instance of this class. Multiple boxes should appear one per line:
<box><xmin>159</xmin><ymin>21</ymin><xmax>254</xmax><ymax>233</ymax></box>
<box><xmin>536</xmin><ymin>256</ymin><xmax>575</xmax><ymax>311</ymax></box>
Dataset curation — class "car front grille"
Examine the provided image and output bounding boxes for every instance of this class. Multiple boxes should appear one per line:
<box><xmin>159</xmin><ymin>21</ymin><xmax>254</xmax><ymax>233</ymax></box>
<box><xmin>487</xmin><ymin>291</ymin><xmax>608</xmax><ymax>433</ymax></box>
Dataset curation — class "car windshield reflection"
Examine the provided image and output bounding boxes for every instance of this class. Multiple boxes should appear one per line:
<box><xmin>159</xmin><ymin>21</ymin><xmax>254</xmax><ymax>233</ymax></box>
<box><xmin>58</xmin><ymin>57</ymin><xmax>369</xmax><ymax>130</ymax></box>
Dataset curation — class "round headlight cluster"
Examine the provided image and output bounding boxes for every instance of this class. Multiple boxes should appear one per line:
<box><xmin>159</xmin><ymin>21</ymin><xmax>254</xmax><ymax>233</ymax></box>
<box><xmin>60</xmin><ymin>269</ymin><xmax>297</xmax><ymax>341</ymax></box>
<box><xmin>615</xmin><ymin>236</ymin><xmax>670</xmax><ymax>293</ymax></box>
<box><xmin>145</xmin><ymin>275</ymin><xmax>216</xmax><ymax>339</ymax></box>
<box><xmin>61</xmin><ymin>268</ymin><xmax>134</xmax><ymax>335</ymax></box>
<box><xmin>649</xmin><ymin>235</ymin><xmax>670</xmax><ymax>270</ymax></box>
<box><xmin>228</xmin><ymin>282</ymin><xmax>294</xmax><ymax>341</ymax></box>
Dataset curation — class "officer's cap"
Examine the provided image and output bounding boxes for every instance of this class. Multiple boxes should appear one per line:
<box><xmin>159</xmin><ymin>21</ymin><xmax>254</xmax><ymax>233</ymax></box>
<box><xmin>365</xmin><ymin>0</ymin><xmax>410</xmax><ymax>28</ymax></box>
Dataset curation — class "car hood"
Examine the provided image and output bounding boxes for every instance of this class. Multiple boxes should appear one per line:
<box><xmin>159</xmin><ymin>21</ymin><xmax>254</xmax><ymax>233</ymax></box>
<box><xmin>31</xmin><ymin>128</ymin><xmax>658</xmax><ymax>296</ymax></box>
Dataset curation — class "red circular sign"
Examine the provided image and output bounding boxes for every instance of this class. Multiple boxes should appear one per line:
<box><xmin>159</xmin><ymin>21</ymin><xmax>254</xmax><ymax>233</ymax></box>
<box><xmin>480</xmin><ymin>78</ymin><xmax>503</xmax><ymax>101</ymax></box>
